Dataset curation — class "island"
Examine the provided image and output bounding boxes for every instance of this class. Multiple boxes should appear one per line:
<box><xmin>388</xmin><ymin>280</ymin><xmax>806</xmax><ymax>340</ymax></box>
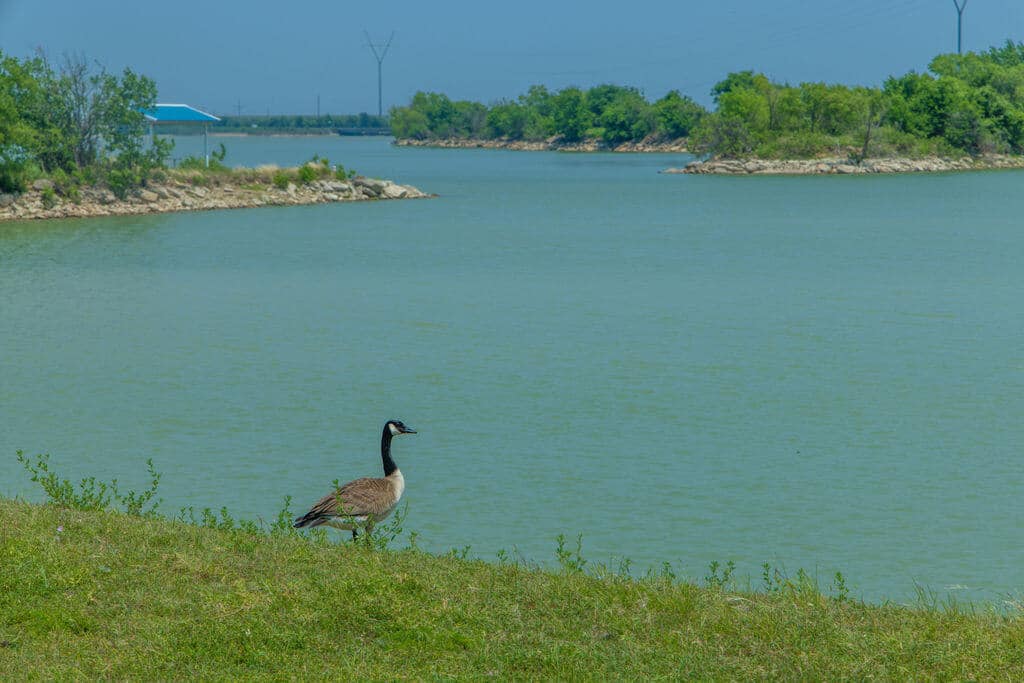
<box><xmin>389</xmin><ymin>42</ymin><xmax>1024</xmax><ymax>176</ymax></box>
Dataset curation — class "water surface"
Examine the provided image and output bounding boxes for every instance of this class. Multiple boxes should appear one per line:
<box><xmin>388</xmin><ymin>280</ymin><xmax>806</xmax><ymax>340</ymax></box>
<box><xmin>3</xmin><ymin>136</ymin><xmax>1023</xmax><ymax>603</ymax></box>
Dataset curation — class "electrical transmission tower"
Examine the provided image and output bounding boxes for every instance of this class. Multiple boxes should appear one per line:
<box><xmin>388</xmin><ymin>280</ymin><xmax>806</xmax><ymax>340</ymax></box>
<box><xmin>953</xmin><ymin>0</ymin><xmax>968</xmax><ymax>54</ymax></box>
<box><xmin>364</xmin><ymin>30</ymin><xmax>395</xmax><ymax>117</ymax></box>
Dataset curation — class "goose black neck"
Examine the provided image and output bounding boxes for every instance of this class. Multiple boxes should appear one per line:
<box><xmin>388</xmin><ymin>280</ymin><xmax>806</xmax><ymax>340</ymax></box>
<box><xmin>381</xmin><ymin>426</ymin><xmax>398</xmax><ymax>476</ymax></box>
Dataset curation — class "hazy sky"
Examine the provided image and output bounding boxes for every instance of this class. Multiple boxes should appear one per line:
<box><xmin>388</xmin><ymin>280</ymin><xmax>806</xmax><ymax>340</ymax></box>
<box><xmin>1</xmin><ymin>0</ymin><xmax>1021</xmax><ymax>115</ymax></box>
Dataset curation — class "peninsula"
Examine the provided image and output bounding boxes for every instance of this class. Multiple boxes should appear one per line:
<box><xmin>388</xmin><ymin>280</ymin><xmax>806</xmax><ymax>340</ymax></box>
<box><xmin>0</xmin><ymin>54</ymin><xmax>427</xmax><ymax>223</ymax></box>
<box><xmin>0</xmin><ymin>165</ymin><xmax>430</xmax><ymax>223</ymax></box>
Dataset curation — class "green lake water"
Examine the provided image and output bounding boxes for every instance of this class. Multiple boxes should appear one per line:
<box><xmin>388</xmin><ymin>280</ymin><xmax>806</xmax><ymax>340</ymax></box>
<box><xmin>3</xmin><ymin>136</ymin><xmax>1023</xmax><ymax>604</ymax></box>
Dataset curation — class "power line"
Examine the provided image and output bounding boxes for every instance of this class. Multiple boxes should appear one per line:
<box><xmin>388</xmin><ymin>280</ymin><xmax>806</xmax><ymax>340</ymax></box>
<box><xmin>364</xmin><ymin>30</ymin><xmax>395</xmax><ymax>117</ymax></box>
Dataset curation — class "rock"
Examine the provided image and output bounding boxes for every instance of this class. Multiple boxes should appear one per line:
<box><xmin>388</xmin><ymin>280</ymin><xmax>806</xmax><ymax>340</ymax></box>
<box><xmin>191</xmin><ymin>187</ymin><xmax>208</xmax><ymax>198</ymax></box>
<box><xmin>352</xmin><ymin>177</ymin><xmax>386</xmax><ymax>196</ymax></box>
<box><xmin>381</xmin><ymin>183</ymin><xmax>408</xmax><ymax>199</ymax></box>
<box><xmin>151</xmin><ymin>186</ymin><xmax>171</xmax><ymax>199</ymax></box>
<box><xmin>0</xmin><ymin>193</ymin><xmax>16</xmax><ymax>207</ymax></box>
<box><xmin>32</xmin><ymin>178</ymin><xmax>54</xmax><ymax>191</ymax></box>
<box><xmin>138</xmin><ymin>190</ymin><xmax>159</xmax><ymax>203</ymax></box>
<box><xmin>100</xmin><ymin>191</ymin><xmax>117</xmax><ymax>204</ymax></box>
<box><xmin>326</xmin><ymin>181</ymin><xmax>352</xmax><ymax>193</ymax></box>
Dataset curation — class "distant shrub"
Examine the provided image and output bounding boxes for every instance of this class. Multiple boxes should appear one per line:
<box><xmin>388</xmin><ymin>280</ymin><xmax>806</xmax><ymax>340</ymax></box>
<box><xmin>178</xmin><ymin>155</ymin><xmax>229</xmax><ymax>172</ymax></box>
<box><xmin>40</xmin><ymin>186</ymin><xmax>58</xmax><ymax>208</ymax></box>
<box><xmin>755</xmin><ymin>132</ymin><xmax>837</xmax><ymax>159</ymax></box>
<box><xmin>297</xmin><ymin>164</ymin><xmax>318</xmax><ymax>184</ymax></box>
<box><xmin>177</xmin><ymin>156</ymin><xmax>206</xmax><ymax>170</ymax></box>
<box><xmin>272</xmin><ymin>171</ymin><xmax>291</xmax><ymax>189</ymax></box>
<box><xmin>106</xmin><ymin>167</ymin><xmax>140</xmax><ymax>199</ymax></box>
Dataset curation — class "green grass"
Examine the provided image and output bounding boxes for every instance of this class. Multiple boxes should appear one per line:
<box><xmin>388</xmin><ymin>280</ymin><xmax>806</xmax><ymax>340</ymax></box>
<box><xmin>2</xmin><ymin>498</ymin><xmax>1024</xmax><ymax>679</ymax></box>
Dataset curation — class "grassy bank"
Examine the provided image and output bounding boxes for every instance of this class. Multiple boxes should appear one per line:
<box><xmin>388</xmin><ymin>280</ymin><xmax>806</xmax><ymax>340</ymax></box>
<box><xmin>2</xmin><ymin>498</ymin><xmax>1023</xmax><ymax>678</ymax></box>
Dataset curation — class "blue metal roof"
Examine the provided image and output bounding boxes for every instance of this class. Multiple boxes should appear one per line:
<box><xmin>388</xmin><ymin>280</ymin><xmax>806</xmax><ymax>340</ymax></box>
<box><xmin>141</xmin><ymin>104</ymin><xmax>220</xmax><ymax>123</ymax></box>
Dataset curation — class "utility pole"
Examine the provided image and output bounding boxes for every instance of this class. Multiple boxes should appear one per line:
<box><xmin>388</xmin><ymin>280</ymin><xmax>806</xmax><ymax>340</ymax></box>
<box><xmin>364</xmin><ymin>30</ymin><xmax>395</xmax><ymax>117</ymax></box>
<box><xmin>953</xmin><ymin>0</ymin><xmax>968</xmax><ymax>54</ymax></box>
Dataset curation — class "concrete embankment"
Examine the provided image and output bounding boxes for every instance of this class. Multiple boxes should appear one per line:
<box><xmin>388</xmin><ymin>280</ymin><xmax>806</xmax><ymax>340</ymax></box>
<box><xmin>664</xmin><ymin>155</ymin><xmax>1024</xmax><ymax>175</ymax></box>
<box><xmin>0</xmin><ymin>176</ymin><xmax>432</xmax><ymax>223</ymax></box>
<box><xmin>395</xmin><ymin>137</ymin><xmax>689</xmax><ymax>153</ymax></box>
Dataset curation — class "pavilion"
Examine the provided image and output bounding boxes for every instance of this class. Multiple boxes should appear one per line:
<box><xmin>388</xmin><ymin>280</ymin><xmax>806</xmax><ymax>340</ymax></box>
<box><xmin>141</xmin><ymin>104</ymin><xmax>221</xmax><ymax>166</ymax></box>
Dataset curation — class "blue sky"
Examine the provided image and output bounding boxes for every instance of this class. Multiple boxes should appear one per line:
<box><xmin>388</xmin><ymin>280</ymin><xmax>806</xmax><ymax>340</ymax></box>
<box><xmin>1</xmin><ymin>0</ymin><xmax>1021</xmax><ymax>115</ymax></box>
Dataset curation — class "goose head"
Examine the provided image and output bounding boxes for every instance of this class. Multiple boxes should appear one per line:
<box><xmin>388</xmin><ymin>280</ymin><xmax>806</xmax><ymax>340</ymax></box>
<box><xmin>386</xmin><ymin>420</ymin><xmax>417</xmax><ymax>436</ymax></box>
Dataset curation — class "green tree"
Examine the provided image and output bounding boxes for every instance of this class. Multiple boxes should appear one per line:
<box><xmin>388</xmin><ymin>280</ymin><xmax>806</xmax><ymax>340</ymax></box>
<box><xmin>591</xmin><ymin>86</ymin><xmax>653</xmax><ymax>143</ymax></box>
<box><xmin>99</xmin><ymin>66</ymin><xmax>166</xmax><ymax>174</ymax></box>
<box><xmin>389</xmin><ymin>105</ymin><xmax>430</xmax><ymax>139</ymax></box>
<box><xmin>711</xmin><ymin>70</ymin><xmax>758</xmax><ymax>104</ymax></box>
<box><xmin>653</xmin><ymin>90</ymin><xmax>706</xmax><ymax>138</ymax></box>
<box><xmin>486</xmin><ymin>101</ymin><xmax>530</xmax><ymax>139</ymax></box>
<box><xmin>550</xmin><ymin>87</ymin><xmax>590</xmax><ymax>141</ymax></box>
<box><xmin>0</xmin><ymin>52</ymin><xmax>41</xmax><ymax>191</ymax></box>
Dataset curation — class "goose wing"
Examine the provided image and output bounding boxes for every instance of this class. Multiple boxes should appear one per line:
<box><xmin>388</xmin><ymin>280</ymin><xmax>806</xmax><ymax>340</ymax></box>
<box><xmin>293</xmin><ymin>477</ymin><xmax>397</xmax><ymax>528</ymax></box>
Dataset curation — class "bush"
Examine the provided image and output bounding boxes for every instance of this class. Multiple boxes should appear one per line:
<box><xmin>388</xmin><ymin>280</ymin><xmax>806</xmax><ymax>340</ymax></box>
<box><xmin>0</xmin><ymin>144</ymin><xmax>32</xmax><ymax>193</ymax></box>
<box><xmin>40</xmin><ymin>186</ymin><xmax>57</xmax><ymax>208</ymax></box>
<box><xmin>106</xmin><ymin>167</ymin><xmax>141</xmax><ymax>199</ymax></box>
<box><xmin>755</xmin><ymin>131</ymin><xmax>837</xmax><ymax>159</ymax></box>
<box><xmin>297</xmin><ymin>164</ymin><xmax>318</xmax><ymax>184</ymax></box>
<box><xmin>272</xmin><ymin>171</ymin><xmax>292</xmax><ymax>189</ymax></box>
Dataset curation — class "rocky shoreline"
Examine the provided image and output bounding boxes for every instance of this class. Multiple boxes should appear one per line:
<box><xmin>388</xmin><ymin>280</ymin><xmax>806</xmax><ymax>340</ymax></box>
<box><xmin>665</xmin><ymin>154</ymin><xmax>1024</xmax><ymax>175</ymax></box>
<box><xmin>0</xmin><ymin>175</ymin><xmax>431</xmax><ymax>223</ymax></box>
<box><xmin>394</xmin><ymin>137</ymin><xmax>689</xmax><ymax>153</ymax></box>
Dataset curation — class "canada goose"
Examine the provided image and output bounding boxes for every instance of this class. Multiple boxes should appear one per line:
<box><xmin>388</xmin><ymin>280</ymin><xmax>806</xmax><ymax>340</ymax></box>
<box><xmin>293</xmin><ymin>419</ymin><xmax>417</xmax><ymax>538</ymax></box>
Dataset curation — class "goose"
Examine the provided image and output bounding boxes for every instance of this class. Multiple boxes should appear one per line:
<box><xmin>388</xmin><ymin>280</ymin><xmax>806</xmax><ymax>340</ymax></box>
<box><xmin>293</xmin><ymin>419</ymin><xmax>417</xmax><ymax>538</ymax></box>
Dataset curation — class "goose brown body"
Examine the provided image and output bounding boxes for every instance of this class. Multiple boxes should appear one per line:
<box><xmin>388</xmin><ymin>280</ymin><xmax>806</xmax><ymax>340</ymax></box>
<box><xmin>293</xmin><ymin>471</ymin><xmax>405</xmax><ymax>531</ymax></box>
<box><xmin>293</xmin><ymin>420</ymin><xmax>416</xmax><ymax>536</ymax></box>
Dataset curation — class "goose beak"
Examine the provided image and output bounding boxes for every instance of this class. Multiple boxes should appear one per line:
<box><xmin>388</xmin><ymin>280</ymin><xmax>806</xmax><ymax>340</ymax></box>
<box><xmin>401</xmin><ymin>425</ymin><xmax>417</xmax><ymax>434</ymax></box>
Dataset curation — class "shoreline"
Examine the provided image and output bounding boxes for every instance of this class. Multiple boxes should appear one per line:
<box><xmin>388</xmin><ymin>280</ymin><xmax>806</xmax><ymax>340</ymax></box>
<box><xmin>394</xmin><ymin>137</ymin><xmax>689</xmax><ymax>153</ymax></box>
<box><xmin>0</xmin><ymin>173</ymin><xmax>432</xmax><ymax>223</ymax></box>
<box><xmin>666</xmin><ymin>154</ymin><xmax>1024</xmax><ymax>175</ymax></box>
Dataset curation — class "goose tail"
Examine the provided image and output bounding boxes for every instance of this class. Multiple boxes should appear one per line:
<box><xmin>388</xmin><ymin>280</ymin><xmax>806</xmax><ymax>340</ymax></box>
<box><xmin>292</xmin><ymin>512</ymin><xmax>322</xmax><ymax>529</ymax></box>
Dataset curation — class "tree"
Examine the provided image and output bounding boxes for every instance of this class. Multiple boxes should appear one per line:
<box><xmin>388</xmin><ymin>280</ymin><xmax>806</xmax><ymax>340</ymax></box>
<box><xmin>486</xmin><ymin>101</ymin><xmax>530</xmax><ymax>139</ymax></box>
<box><xmin>851</xmin><ymin>87</ymin><xmax>887</xmax><ymax>162</ymax></box>
<box><xmin>653</xmin><ymin>90</ymin><xmax>706</xmax><ymax>138</ymax></box>
<box><xmin>711</xmin><ymin>71</ymin><xmax>758</xmax><ymax>104</ymax></box>
<box><xmin>591</xmin><ymin>86</ymin><xmax>653</xmax><ymax>143</ymax></box>
<box><xmin>389</xmin><ymin>105</ymin><xmax>430</xmax><ymax>139</ymax></box>
<box><xmin>453</xmin><ymin>100</ymin><xmax>487</xmax><ymax>138</ymax></box>
<box><xmin>690</xmin><ymin>114</ymin><xmax>756</xmax><ymax>157</ymax></box>
<box><xmin>550</xmin><ymin>88</ymin><xmax>590</xmax><ymax>141</ymax></box>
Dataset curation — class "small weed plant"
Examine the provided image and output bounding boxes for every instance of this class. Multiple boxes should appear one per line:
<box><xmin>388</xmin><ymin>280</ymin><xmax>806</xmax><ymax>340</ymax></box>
<box><xmin>555</xmin><ymin>532</ymin><xmax>588</xmax><ymax>573</ymax></box>
<box><xmin>16</xmin><ymin>451</ymin><xmax>162</xmax><ymax>516</ymax></box>
<box><xmin>704</xmin><ymin>559</ymin><xmax>737</xmax><ymax>589</ymax></box>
